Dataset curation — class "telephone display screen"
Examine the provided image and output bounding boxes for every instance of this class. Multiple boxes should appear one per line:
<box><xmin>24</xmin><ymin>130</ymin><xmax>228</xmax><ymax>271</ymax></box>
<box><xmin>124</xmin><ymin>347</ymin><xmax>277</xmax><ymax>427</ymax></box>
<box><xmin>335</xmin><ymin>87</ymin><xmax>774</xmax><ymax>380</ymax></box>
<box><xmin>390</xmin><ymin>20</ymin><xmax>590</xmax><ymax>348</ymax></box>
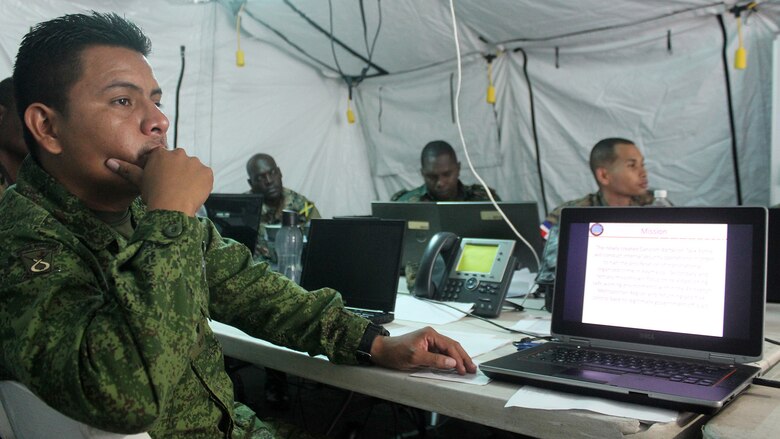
<box><xmin>456</xmin><ymin>243</ymin><xmax>499</xmax><ymax>273</ymax></box>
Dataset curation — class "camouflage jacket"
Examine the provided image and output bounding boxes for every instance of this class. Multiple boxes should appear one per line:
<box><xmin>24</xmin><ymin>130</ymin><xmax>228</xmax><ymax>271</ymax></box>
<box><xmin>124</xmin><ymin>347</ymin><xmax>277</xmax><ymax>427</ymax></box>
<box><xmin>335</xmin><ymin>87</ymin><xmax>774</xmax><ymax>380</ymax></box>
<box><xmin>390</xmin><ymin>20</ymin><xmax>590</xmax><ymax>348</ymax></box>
<box><xmin>252</xmin><ymin>187</ymin><xmax>321</xmax><ymax>263</ymax></box>
<box><xmin>0</xmin><ymin>159</ymin><xmax>368</xmax><ymax>438</ymax></box>
<box><xmin>540</xmin><ymin>190</ymin><xmax>655</xmax><ymax>239</ymax></box>
<box><xmin>390</xmin><ymin>181</ymin><xmax>501</xmax><ymax>202</ymax></box>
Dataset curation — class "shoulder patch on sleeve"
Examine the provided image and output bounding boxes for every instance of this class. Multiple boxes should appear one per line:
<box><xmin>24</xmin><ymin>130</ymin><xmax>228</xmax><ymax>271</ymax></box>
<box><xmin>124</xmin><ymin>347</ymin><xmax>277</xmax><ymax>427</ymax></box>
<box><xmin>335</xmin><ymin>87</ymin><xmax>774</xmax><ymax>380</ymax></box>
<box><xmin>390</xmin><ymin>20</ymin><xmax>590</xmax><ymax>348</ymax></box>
<box><xmin>19</xmin><ymin>245</ymin><xmax>58</xmax><ymax>275</ymax></box>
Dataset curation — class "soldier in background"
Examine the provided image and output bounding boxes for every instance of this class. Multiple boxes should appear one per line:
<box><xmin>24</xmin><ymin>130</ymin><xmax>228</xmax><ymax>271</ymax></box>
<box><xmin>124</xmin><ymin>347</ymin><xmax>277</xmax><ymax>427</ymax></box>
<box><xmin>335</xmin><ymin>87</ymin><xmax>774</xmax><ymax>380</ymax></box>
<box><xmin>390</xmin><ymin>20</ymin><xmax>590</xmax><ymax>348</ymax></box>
<box><xmin>246</xmin><ymin>153</ymin><xmax>320</xmax><ymax>264</ymax></box>
<box><xmin>0</xmin><ymin>77</ymin><xmax>27</xmax><ymax>195</ymax></box>
<box><xmin>534</xmin><ymin>138</ymin><xmax>662</xmax><ymax>308</ymax></box>
<box><xmin>391</xmin><ymin>140</ymin><xmax>501</xmax><ymax>202</ymax></box>
<box><xmin>0</xmin><ymin>12</ymin><xmax>476</xmax><ymax>438</ymax></box>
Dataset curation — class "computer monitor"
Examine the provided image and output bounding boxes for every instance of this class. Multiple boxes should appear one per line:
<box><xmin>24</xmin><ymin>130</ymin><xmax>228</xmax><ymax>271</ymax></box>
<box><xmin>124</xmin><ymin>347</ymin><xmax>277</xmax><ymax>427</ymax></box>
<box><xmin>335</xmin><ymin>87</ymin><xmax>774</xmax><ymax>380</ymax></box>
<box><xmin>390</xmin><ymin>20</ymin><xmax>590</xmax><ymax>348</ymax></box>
<box><xmin>436</xmin><ymin>202</ymin><xmax>543</xmax><ymax>272</ymax></box>
<box><xmin>371</xmin><ymin>202</ymin><xmax>441</xmax><ymax>271</ymax></box>
<box><xmin>767</xmin><ymin>208</ymin><xmax>780</xmax><ymax>303</ymax></box>
<box><xmin>203</xmin><ymin>193</ymin><xmax>264</xmax><ymax>251</ymax></box>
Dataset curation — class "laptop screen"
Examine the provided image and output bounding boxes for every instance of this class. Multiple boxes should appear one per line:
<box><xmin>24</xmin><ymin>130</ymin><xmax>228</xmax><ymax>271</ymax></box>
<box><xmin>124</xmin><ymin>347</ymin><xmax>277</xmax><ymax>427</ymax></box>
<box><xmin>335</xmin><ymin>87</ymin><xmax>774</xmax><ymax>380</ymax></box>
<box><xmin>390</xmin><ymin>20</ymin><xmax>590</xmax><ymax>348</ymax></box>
<box><xmin>204</xmin><ymin>193</ymin><xmax>264</xmax><ymax>250</ymax></box>
<box><xmin>552</xmin><ymin>207</ymin><xmax>766</xmax><ymax>361</ymax></box>
<box><xmin>300</xmin><ymin>218</ymin><xmax>405</xmax><ymax>313</ymax></box>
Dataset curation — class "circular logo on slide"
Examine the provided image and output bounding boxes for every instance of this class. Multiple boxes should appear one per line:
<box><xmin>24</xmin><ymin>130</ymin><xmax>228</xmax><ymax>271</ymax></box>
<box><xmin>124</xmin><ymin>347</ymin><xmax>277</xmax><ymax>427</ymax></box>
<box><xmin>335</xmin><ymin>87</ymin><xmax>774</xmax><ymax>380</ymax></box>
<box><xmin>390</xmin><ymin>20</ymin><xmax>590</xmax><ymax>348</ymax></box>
<box><xmin>590</xmin><ymin>223</ymin><xmax>604</xmax><ymax>236</ymax></box>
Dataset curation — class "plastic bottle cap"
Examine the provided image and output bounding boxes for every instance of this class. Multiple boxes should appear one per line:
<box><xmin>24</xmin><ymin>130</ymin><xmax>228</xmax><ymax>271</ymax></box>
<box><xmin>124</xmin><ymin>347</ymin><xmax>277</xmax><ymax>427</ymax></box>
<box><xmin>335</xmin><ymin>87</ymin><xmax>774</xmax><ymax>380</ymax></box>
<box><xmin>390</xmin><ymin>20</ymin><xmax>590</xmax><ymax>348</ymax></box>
<box><xmin>281</xmin><ymin>210</ymin><xmax>299</xmax><ymax>226</ymax></box>
<box><xmin>654</xmin><ymin>189</ymin><xmax>667</xmax><ymax>198</ymax></box>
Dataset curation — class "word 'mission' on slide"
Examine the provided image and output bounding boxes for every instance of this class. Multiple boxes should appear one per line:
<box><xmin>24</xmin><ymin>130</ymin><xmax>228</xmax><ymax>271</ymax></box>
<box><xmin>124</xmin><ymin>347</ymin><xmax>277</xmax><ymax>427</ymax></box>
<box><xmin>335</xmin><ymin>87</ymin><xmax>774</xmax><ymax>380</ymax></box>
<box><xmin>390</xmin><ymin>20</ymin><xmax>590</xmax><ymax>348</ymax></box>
<box><xmin>582</xmin><ymin>222</ymin><xmax>727</xmax><ymax>336</ymax></box>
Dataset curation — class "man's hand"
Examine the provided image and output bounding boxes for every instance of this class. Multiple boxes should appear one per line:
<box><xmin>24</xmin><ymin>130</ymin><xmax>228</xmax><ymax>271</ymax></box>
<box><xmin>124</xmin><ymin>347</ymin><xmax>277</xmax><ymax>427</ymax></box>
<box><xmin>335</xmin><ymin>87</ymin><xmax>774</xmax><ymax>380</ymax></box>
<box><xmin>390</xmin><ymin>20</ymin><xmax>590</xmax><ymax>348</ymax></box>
<box><xmin>369</xmin><ymin>327</ymin><xmax>477</xmax><ymax>375</ymax></box>
<box><xmin>106</xmin><ymin>148</ymin><xmax>213</xmax><ymax>216</ymax></box>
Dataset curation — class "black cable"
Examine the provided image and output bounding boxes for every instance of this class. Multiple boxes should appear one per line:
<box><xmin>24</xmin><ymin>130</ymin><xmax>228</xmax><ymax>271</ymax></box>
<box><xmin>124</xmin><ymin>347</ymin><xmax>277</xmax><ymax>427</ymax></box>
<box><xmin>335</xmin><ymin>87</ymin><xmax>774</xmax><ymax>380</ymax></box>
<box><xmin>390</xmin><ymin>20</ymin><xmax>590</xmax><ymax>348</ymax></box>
<box><xmin>716</xmin><ymin>14</ymin><xmax>744</xmax><ymax>205</ymax></box>
<box><xmin>325</xmin><ymin>390</ymin><xmax>354</xmax><ymax>436</ymax></box>
<box><xmin>288</xmin><ymin>0</ymin><xmax>387</xmax><ymax>75</ymax></box>
<box><xmin>515</xmin><ymin>48</ymin><xmax>549</xmax><ymax>215</ymax></box>
<box><xmin>752</xmin><ymin>377</ymin><xmax>780</xmax><ymax>388</ymax></box>
<box><xmin>497</xmin><ymin>2</ymin><xmax>723</xmax><ymax>44</ymax></box>
<box><xmin>765</xmin><ymin>337</ymin><xmax>780</xmax><ymax>346</ymax></box>
<box><xmin>416</xmin><ymin>296</ymin><xmax>552</xmax><ymax>338</ymax></box>
<box><xmin>173</xmin><ymin>45</ymin><xmax>185</xmax><ymax>149</ymax></box>
<box><xmin>243</xmin><ymin>8</ymin><xmax>334</xmax><ymax>72</ymax></box>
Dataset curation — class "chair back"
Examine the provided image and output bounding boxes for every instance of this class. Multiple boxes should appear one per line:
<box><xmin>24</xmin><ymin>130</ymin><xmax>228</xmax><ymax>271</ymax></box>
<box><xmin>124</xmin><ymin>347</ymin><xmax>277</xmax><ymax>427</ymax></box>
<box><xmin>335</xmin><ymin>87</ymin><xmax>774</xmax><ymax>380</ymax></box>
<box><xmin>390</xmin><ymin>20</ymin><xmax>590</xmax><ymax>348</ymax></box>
<box><xmin>0</xmin><ymin>380</ymin><xmax>150</xmax><ymax>439</ymax></box>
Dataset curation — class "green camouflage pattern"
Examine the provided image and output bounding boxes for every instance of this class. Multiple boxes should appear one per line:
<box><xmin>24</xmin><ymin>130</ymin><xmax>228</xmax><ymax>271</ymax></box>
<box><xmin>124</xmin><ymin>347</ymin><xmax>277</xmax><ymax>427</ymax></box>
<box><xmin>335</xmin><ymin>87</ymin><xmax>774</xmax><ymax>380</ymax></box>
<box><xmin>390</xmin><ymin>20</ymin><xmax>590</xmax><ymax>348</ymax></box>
<box><xmin>543</xmin><ymin>190</ymin><xmax>655</xmax><ymax>228</ymax></box>
<box><xmin>0</xmin><ymin>158</ymin><xmax>368</xmax><ymax>438</ymax></box>
<box><xmin>253</xmin><ymin>187</ymin><xmax>320</xmax><ymax>264</ymax></box>
<box><xmin>390</xmin><ymin>181</ymin><xmax>501</xmax><ymax>202</ymax></box>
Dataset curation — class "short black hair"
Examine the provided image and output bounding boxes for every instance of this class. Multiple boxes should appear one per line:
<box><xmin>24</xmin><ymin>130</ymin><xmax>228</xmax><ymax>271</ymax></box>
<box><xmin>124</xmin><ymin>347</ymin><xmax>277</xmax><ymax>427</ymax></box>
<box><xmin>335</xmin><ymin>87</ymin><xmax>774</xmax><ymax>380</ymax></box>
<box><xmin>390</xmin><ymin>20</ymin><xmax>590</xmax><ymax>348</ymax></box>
<box><xmin>589</xmin><ymin>137</ymin><xmax>635</xmax><ymax>176</ymax></box>
<box><xmin>420</xmin><ymin>140</ymin><xmax>457</xmax><ymax>167</ymax></box>
<box><xmin>0</xmin><ymin>77</ymin><xmax>14</xmax><ymax>110</ymax></box>
<box><xmin>13</xmin><ymin>12</ymin><xmax>151</xmax><ymax>156</ymax></box>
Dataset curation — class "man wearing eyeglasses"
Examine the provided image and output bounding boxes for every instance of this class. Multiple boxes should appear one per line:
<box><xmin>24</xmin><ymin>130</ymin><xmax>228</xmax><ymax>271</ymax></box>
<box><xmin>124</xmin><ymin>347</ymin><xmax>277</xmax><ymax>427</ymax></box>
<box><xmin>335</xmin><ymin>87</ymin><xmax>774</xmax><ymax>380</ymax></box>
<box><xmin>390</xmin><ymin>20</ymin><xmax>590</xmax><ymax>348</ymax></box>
<box><xmin>246</xmin><ymin>153</ymin><xmax>321</xmax><ymax>264</ymax></box>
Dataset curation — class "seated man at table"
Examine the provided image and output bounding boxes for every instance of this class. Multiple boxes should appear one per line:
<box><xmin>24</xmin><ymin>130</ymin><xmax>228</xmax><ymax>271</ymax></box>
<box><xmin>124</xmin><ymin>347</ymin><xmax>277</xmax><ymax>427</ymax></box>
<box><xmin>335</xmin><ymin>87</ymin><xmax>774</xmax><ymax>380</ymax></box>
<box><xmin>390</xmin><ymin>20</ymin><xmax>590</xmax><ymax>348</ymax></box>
<box><xmin>535</xmin><ymin>138</ymin><xmax>660</xmax><ymax>304</ymax></box>
<box><xmin>246</xmin><ymin>152</ymin><xmax>320</xmax><ymax>264</ymax></box>
<box><xmin>391</xmin><ymin>140</ymin><xmax>501</xmax><ymax>202</ymax></box>
<box><xmin>0</xmin><ymin>12</ymin><xmax>476</xmax><ymax>438</ymax></box>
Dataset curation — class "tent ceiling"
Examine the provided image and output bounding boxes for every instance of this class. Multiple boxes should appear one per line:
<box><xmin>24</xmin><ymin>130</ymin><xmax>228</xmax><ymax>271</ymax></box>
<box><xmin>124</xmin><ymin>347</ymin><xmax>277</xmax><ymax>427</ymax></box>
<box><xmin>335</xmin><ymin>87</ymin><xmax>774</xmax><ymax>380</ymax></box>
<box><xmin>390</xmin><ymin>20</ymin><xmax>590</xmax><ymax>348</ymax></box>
<box><xmin>218</xmin><ymin>0</ymin><xmax>742</xmax><ymax>78</ymax></box>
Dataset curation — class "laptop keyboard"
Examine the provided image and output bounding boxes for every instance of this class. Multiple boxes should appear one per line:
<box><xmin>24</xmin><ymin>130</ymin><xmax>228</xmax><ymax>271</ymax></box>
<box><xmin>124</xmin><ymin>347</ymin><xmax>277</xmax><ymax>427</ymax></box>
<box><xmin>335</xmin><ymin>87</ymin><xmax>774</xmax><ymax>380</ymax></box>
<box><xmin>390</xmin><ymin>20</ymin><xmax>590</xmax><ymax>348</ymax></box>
<box><xmin>529</xmin><ymin>346</ymin><xmax>734</xmax><ymax>386</ymax></box>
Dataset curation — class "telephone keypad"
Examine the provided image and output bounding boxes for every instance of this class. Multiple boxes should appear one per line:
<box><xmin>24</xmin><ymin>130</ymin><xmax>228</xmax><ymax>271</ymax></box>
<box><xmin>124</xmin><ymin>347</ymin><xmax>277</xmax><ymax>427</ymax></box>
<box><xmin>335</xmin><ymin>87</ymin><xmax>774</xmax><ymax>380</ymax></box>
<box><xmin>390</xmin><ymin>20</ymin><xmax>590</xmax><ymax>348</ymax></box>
<box><xmin>442</xmin><ymin>277</ymin><xmax>502</xmax><ymax>313</ymax></box>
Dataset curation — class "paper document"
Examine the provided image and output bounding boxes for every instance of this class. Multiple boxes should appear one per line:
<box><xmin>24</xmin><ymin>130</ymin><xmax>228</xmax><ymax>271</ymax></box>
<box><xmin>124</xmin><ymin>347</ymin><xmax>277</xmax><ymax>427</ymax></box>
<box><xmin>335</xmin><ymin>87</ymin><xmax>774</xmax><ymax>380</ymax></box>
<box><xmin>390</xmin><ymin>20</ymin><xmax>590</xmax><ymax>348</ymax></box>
<box><xmin>411</xmin><ymin>368</ymin><xmax>492</xmax><ymax>385</ymax></box>
<box><xmin>506</xmin><ymin>386</ymin><xmax>678</xmax><ymax>423</ymax></box>
<box><xmin>506</xmin><ymin>268</ymin><xmax>537</xmax><ymax>297</ymax></box>
<box><xmin>394</xmin><ymin>294</ymin><xmax>473</xmax><ymax>325</ymax></box>
<box><xmin>511</xmin><ymin>317</ymin><xmax>551</xmax><ymax>337</ymax></box>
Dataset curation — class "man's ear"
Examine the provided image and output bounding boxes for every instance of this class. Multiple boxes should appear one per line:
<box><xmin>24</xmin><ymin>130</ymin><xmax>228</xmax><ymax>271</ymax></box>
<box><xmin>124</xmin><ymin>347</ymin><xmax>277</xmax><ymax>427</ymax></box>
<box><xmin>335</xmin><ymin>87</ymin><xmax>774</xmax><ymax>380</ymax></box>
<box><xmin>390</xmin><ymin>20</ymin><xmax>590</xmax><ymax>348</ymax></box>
<box><xmin>25</xmin><ymin>103</ymin><xmax>63</xmax><ymax>155</ymax></box>
<box><xmin>594</xmin><ymin>167</ymin><xmax>610</xmax><ymax>187</ymax></box>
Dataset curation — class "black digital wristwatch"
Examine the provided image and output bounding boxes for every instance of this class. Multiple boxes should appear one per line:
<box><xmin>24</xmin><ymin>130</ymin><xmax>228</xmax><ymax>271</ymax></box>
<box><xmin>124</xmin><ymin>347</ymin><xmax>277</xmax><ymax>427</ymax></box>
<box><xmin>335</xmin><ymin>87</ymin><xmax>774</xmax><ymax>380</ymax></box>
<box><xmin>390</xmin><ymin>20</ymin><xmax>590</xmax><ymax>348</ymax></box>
<box><xmin>356</xmin><ymin>322</ymin><xmax>390</xmax><ymax>365</ymax></box>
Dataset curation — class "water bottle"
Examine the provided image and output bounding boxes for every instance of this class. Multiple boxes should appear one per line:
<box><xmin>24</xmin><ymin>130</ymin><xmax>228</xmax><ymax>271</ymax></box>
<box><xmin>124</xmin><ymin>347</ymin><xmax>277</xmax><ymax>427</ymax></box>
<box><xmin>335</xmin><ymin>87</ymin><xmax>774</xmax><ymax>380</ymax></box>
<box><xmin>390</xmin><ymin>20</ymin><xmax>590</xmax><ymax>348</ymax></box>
<box><xmin>275</xmin><ymin>210</ymin><xmax>303</xmax><ymax>283</ymax></box>
<box><xmin>651</xmin><ymin>189</ymin><xmax>673</xmax><ymax>207</ymax></box>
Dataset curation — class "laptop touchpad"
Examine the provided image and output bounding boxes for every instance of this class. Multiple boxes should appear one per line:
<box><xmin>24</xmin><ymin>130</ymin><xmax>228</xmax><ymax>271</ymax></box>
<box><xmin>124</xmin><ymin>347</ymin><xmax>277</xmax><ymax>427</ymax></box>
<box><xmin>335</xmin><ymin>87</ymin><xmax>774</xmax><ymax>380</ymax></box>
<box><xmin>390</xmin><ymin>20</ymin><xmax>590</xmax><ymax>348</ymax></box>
<box><xmin>558</xmin><ymin>368</ymin><xmax>620</xmax><ymax>384</ymax></box>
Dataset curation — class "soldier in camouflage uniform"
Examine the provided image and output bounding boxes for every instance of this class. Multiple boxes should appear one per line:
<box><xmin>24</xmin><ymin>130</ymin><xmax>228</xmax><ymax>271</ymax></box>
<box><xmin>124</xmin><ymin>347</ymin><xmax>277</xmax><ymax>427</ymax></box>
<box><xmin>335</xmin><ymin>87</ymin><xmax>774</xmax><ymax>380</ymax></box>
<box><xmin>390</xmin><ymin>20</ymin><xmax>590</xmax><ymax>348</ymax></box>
<box><xmin>0</xmin><ymin>76</ymin><xmax>27</xmax><ymax>196</ymax></box>
<box><xmin>0</xmin><ymin>12</ymin><xmax>475</xmax><ymax>439</ymax></box>
<box><xmin>393</xmin><ymin>140</ymin><xmax>501</xmax><ymax>288</ymax></box>
<box><xmin>246</xmin><ymin>154</ymin><xmax>322</xmax><ymax>409</ymax></box>
<box><xmin>391</xmin><ymin>140</ymin><xmax>501</xmax><ymax>202</ymax></box>
<box><xmin>534</xmin><ymin>138</ymin><xmax>661</xmax><ymax>297</ymax></box>
<box><xmin>246</xmin><ymin>153</ymin><xmax>320</xmax><ymax>264</ymax></box>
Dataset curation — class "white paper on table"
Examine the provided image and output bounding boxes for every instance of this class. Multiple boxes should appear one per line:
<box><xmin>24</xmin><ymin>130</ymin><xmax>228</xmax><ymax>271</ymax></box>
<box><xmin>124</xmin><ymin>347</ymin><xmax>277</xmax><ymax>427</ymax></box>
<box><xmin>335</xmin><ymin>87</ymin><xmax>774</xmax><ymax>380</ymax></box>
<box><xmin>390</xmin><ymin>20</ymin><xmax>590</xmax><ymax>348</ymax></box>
<box><xmin>411</xmin><ymin>367</ymin><xmax>492</xmax><ymax>385</ymax></box>
<box><xmin>511</xmin><ymin>317</ymin><xmax>552</xmax><ymax>337</ymax></box>
<box><xmin>506</xmin><ymin>386</ymin><xmax>679</xmax><ymax>423</ymax></box>
<box><xmin>506</xmin><ymin>268</ymin><xmax>537</xmax><ymax>298</ymax></box>
<box><xmin>394</xmin><ymin>294</ymin><xmax>473</xmax><ymax>325</ymax></box>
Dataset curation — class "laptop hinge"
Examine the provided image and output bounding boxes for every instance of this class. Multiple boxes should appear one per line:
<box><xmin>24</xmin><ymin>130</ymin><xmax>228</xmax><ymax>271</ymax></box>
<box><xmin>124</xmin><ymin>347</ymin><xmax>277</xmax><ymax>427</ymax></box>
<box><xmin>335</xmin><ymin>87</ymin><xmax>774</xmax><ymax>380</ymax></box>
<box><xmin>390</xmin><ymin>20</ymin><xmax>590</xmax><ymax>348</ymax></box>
<box><xmin>708</xmin><ymin>353</ymin><xmax>736</xmax><ymax>364</ymax></box>
<box><xmin>568</xmin><ymin>338</ymin><xmax>592</xmax><ymax>347</ymax></box>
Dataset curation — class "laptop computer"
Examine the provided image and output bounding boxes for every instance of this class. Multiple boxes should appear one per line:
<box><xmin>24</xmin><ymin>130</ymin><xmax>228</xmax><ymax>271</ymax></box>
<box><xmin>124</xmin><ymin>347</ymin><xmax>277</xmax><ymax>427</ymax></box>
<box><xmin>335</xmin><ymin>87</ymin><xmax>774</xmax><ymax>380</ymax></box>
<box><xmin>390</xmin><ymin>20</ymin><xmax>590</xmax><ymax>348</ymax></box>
<box><xmin>371</xmin><ymin>202</ymin><xmax>441</xmax><ymax>271</ymax></box>
<box><xmin>437</xmin><ymin>202</ymin><xmax>543</xmax><ymax>272</ymax></box>
<box><xmin>481</xmin><ymin>206</ymin><xmax>767</xmax><ymax>413</ymax></box>
<box><xmin>766</xmin><ymin>208</ymin><xmax>780</xmax><ymax>303</ymax></box>
<box><xmin>204</xmin><ymin>193</ymin><xmax>264</xmax><ymax>250</ymax></box>
<box><xmin>300</xmin><ymin>218</ymin><xmax>405</xmax><ymax>324</ymax></box>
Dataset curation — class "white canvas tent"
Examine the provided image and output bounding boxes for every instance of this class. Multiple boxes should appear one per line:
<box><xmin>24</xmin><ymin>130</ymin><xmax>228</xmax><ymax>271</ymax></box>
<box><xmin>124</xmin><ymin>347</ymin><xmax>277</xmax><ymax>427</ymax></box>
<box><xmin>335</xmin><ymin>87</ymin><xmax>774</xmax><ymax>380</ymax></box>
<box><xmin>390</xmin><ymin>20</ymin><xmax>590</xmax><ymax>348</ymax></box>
<box><xmin>2</xmin><ymin>0</ymin><xmax>780</xmax><ymax>219</ymax></box>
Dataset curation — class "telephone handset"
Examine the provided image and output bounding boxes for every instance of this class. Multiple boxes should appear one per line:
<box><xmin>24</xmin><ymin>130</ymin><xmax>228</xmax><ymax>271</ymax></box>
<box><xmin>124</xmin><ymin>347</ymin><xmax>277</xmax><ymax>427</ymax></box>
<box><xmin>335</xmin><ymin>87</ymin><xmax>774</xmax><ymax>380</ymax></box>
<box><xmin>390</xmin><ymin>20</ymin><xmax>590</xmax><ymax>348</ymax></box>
<box><xmin>413</xmin><ymin>232</ymin><xmax>517</xmax><ymax>318</ymax></box>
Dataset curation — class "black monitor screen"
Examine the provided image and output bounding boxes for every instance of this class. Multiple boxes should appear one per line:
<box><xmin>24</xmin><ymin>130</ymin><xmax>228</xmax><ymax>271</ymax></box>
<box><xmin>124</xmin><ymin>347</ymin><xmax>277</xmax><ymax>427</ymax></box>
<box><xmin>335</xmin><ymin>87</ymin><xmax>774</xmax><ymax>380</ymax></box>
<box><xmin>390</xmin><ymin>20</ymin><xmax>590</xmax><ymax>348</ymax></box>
<box><xmin>204</xmin><ymin>193</ymin><xmax>264</xmax><ymax>251</ymax></box>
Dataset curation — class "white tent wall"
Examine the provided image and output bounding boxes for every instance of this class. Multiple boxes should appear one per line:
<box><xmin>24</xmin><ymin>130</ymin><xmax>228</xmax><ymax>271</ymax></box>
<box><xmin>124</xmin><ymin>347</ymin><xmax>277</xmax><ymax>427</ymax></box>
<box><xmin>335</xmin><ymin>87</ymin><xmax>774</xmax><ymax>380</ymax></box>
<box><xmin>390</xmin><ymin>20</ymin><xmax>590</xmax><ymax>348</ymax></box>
<box><xmin>1</xmin><ymin>1</ymin><xmax>780</xmax><ymax>221</ymax></box>
<box><xmin>205</xmin><ymin>5</ymin><xmax>375</xmax><ymax>218</ymax></box>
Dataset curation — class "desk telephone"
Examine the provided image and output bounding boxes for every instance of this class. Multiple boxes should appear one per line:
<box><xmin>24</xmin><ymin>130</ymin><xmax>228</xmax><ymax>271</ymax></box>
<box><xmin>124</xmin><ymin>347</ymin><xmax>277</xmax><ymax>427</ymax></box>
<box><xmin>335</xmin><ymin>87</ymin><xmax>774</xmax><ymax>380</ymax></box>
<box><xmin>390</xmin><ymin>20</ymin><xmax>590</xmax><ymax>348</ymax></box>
<box><xmin>413</xmin><ymin>232</ymin><xmax>517</xmax><ymax>317</ymax></box>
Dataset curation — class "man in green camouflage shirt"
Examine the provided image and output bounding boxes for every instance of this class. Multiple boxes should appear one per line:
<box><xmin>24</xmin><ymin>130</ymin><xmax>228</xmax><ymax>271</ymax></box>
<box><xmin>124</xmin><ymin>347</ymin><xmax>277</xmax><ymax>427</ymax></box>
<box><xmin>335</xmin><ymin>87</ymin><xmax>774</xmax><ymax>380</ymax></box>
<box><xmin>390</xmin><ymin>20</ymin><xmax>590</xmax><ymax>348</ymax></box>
<box><xmin>246</xmin><ymin>153</ymin><xmax>320</xmax><ymax>264</ymax></box>
<box><xmin>0</xmin><ymin>12</ymin><xmax>475</xmax><ymax>438</ymax></box>
<box><xmin>391</xmin><ymin>140</ymin><xmax>501</xmax><ymax>202</ymax></box>
<box><xmin>534</xmin><ymin>138</ymin><xmax>660</xmax><ymax>295</ymax></box>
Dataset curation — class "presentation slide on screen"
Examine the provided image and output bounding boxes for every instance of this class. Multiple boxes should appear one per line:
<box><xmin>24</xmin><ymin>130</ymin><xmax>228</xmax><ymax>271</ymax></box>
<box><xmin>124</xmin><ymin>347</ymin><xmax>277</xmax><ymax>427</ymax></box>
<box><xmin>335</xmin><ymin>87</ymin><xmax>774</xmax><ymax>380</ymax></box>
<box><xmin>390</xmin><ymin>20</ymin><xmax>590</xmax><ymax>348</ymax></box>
<box><xmin>581</xmin><ymin>222</ymin><xmax>727</xmax><ymax>336</ymax></box>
